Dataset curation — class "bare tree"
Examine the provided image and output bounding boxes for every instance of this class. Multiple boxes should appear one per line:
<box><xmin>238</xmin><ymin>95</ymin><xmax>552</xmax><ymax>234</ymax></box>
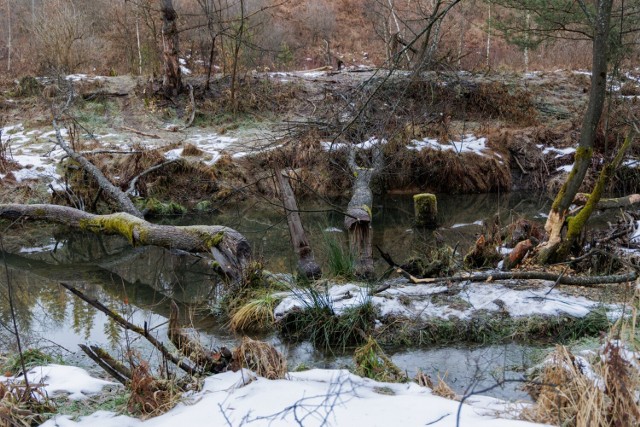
<box><xmin>161</xmin><ymin>0</ymin><xmax>182</xmax><ymax>96</ymax></box>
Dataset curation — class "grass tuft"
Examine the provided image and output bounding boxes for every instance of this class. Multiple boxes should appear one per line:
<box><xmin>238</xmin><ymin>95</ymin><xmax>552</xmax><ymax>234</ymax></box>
<box><xmin>322</xmin><ymin>233</ymin><xmax>355</xmax><ymax>280</ymax></box>
<box><xmin>353</xmin><ymin>336</ymin><xmax>406</xmax><ymax>383</ymax></box>
<box><xmin>278</xmin><ymin>286</ymin><xmax>376</xmax><ymax>351</ymax></box>
<box><xmin>232</xmin><ymin>337</ymin><xmax>287</xmax><ymax>379</ymax></box>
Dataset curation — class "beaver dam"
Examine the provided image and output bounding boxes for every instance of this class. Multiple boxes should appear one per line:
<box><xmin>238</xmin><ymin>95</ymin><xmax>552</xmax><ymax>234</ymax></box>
<box><xmin>2</xmin><ymin>69</ymin><xmax>640</xmax><ymax>426</ymax></box>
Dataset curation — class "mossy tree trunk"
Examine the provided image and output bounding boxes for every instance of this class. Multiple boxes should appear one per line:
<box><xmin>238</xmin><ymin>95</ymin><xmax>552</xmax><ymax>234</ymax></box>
<box><xmin>538</xmin><ymin>0</ymin><xmax>613</xmax><ymax>264</ymax></box>
<box><xmin>344</xmin><ymin>146</ymin><xmax>383</xmax><ymax>279</ymax></box>
<box><xmin>0</xmin><ymin>204</ymin><xmax>251</xmax><ymax>282</ymax></box>
<box><xmin>554</xmin><ymin>129</ymin><xmax>636</xmax><ymax>257</ymax></box>
<box><xmin>414</xmin><ymin>193</ymin><xmax>437</xmax><ymax>228</ymax></box>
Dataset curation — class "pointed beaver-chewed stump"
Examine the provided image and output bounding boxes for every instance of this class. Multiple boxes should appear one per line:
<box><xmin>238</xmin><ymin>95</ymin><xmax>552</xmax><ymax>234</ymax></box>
<box><xmin>502</xmin><ymin>239</ymin><xmax>534</xmax><ymax>271</ymax></box>
<box><xmin>413</xmin><ymin>193</ymin><xmax>437</xmax><ymax>228</ymax></box>
<box><xmin>345</xmin><ymin>205</ymin><xmax>374</xmax><ymax>279</ymax></box>
<box><xmin>344</xmin><ymin>145</ymin><xmax>383</xmax><ymax>280</ymax></box>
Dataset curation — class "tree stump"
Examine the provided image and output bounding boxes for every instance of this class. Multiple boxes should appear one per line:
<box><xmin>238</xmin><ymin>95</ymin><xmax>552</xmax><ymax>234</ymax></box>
<box><xmin>414</xmin><ymin>193</ymin><xmax>437</xmax><ymax>228</ymax></box>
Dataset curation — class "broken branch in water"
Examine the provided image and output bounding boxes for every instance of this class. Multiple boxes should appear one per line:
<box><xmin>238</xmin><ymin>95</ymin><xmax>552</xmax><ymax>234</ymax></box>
<box><xmin>60</xmin><ymin>282</ymin><xmax>198</xmax><ymax>376</ymax></box>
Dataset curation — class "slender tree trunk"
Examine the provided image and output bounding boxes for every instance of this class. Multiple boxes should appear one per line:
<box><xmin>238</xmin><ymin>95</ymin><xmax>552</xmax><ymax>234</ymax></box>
<box><xmin>230</xmin><ymin>0</ymin><xmax>245</xmax><ymax>112</ymax></box>
<box><xmin>486</xmin><ymin>1</ymin><xmax>492</xmax><ymax>67</ymax></box>
<box><xmin>161</xmin><ymin>0</ymin><xmax>182</xmax><ymax>96</ymax></box>
<box><xmin>206</xmin><ymin>35</ymin><xmax>216</xmax><ymax>91</ymax></box>
<box><xmin>6</xmin><ymin>0</ymin><xmax>11</xmax><ymax>72</ymax></box>
<box><xmin>136</xmin><ymin>16</ymin><xmax>143</xmax><ymax>75</ymax></box>
<box><xmin>275</xmin><ymin>170</ymin><xmax>322</xmax><ymax>279</ymax></box>
<box><xmin>537</xmin><ymin>0</ymin><xmax>614</xmax><ymax>263</ymax></box>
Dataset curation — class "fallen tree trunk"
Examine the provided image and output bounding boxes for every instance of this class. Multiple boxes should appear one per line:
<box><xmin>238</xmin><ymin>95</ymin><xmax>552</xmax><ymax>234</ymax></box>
<box><xmin>344</xmin><ymin>146</ymin><xmax>383</xmax><ymax>279</ymax></box>
<box><xmin>79</xmin><ymin>344</ymin><xmax>132</xmax><ymax>386</ymax></box>
<box><xmin>168</xmin><ymin>301</ymin><xmax>231</xmax><ymax>373</ymax></box>
<box><xmin>393</xmin><ymin>267</ymin><xmax>637</xmax><ymax>287</ymax></box>
<box><xmin>275</xmin><ymin>169</ymin><xmax>321</xmax><ymax>279</ymax></box>
<box><xmin>0</xmin><ymin>204</ymin><xmax>250</xmax><ymax>281</ymax></box>
<box><xmin>573</xmin><ymin>192</ymin><xmax>640</xmax><ymax>210</ymax></box>
<box><xmin>53</xmin><ymin>120</ymin><xmax>143</xmax><ymax>218</ymax></box>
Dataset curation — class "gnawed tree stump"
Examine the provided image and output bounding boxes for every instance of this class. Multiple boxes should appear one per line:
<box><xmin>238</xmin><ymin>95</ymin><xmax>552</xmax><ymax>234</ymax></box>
<box><xmin>275</xmin><ymin>169</ymin><xmax>322</xmax><ymax>279</ymax></box>
<box><xmin>0</xmin><ymin>204</ymin><xmax>250</xmax><ymax>281</ymax></box>
<box><xmin>344</xmin><ymin>145</ymin><xmax>383</xmax><ymax>279</ymax></box>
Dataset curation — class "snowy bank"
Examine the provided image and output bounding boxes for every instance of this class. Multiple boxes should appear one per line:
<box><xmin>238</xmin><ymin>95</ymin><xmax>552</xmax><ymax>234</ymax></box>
<box><xmin>34</xmin><ymin>366</ymin><xmax>546</xmax><ymax>427</ymax></box>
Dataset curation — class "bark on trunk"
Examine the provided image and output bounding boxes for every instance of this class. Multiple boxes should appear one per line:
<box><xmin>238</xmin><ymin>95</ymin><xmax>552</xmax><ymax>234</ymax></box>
<box><xmin>275</xmin><ymin>169</ymin><xmax>322</xmax><ymax>279</ymax></box>
<box><xmin>53</xmin><ymin>120</ymin><xmax>143</xmax><ymax>218</ymax></box>
<box><xmin>344</xmin><ymin>147</ymin><xmax>383</xmax><ymax>279</ymax></box>
<box><xmin>538</xmin><ymin>0</ymin><xmax>613</xmax><ymax>263</ymax></box>
<box><xmin>554</xmin><ymin>128</ymin><xmax>636</xmax><ymax>257</ymax></box>
<box><xmin>573</xmin><ymin>193</ymin><xmax>640</xmax><ymax>210</ymax></box>
<box><xmin>161</xmin><ymin>0</ymin><xmax>182</xmax><ymax>97</ymax></box>
<box><xmin>0</xmin><ymin>204</ymin><xmax>251</xmax><ymax>281</ymax></box>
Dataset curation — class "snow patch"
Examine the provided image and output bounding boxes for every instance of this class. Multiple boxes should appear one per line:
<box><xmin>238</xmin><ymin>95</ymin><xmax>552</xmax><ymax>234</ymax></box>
<box><xmin>40</xmin><ymin>368</ymin><xmax>540</xmax><ymax>427</ymax></box>
<box><xmin>1</xmin><ymin>365</ymin><xmax>116</xmax><ymax>401</ymax></box>
<box><xmin>321</xmin><ymin>137</ymin><xmax>388</xmax><ymax>152</ymax></box>
<box><xmin>409</xmin><ymin>134</ymin><xmax>493</xmax><ymax>157</ymax></box>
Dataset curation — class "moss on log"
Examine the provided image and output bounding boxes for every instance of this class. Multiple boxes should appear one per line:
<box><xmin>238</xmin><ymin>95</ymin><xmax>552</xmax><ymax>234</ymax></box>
<box><xmin>0</xmin><ymin>204</ymin><xmax>250</xmax><ymax>281</ymax></box>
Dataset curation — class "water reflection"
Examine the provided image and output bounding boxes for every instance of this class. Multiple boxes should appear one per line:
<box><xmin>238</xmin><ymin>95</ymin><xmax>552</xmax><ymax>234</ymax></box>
<box><xmin>1</xmin><ymin>192</ymin><xmax>550</xmax><ymax>399</ymax></box>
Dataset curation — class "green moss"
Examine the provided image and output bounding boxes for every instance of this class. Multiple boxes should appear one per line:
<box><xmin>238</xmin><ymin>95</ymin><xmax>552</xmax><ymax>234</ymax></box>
<box><xmin>2</xmin><ymin>348</ymin><xmax>54</xmax><ymax>375</ymax></box>
<box><xmin>551</xmin><ymin>146</ymin><xmax>593</xmax><ymax>212</ymax></box>
<box><xmin>413</xmin><ymin>193</ymin><xmax>438</xmax><ymax>227</ymax></box>
<box><xmin>80</xmin><ymin>213</ymin><xmax>144</xmax><ymax>245</ymax></box>
<box><xmin>206</xmin><ymin>231</ymin><xmax>225</xmax><ymax>249</ymax></box>
<box><xmin>137</xmin><ymin>198</ymin><xmax>186</xmax><ymax>217</ymax></box>
<box><xmin>195</xmin><ymin>200</ymin><xmax>213</xmax><ymax>212</ymax></box>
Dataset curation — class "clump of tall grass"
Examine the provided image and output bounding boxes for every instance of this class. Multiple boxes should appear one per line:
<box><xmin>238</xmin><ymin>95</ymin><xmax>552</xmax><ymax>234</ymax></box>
<box><xmin>322</xmin><ymin>232</ymin><xmax>355</xmax><ymax>280</ymax></box>
<box><xmin>278</xmin><ymin>285</ymin><xmax>376</xmax><ymax>351</ymax></box>
<box><xmin>229</xmin><ymin>292</ymin><xmax>280</xmax><ymax>332</ymax></box>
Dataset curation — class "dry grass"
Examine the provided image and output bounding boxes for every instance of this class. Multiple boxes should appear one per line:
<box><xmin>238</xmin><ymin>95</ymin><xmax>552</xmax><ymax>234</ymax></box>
<box><xmin>181</xmin><ymin>143</ymin><xmax>204</xmax><ymax>157</ymax></box>
<box><xmin>231</xmin><ymin>337</ymin><xmax>287</xmax><ymax>380</ymax></box>
<box><xmin>127</xmin><ymin>361</ymin><xmax>182</xmax><ymax>419</ymax></box>
<box><xmin>523</xmin><ymin>342</ymin><xmax>640</xmax><ymax>427</ymax></box>
<box><xmin>415</xmin><ymin>370</ymin><xmax>458</xmax><ymax>400</ymax></box>
<box><xmin>0</xmin><ymin>382</ymin><xmax>54</xmax><ymax>427</ymax></box>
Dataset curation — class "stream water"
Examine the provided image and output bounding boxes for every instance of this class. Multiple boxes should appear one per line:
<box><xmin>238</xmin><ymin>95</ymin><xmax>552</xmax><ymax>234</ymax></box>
<box><xmin>1</xmin><ymin>192</ymin><xmax>580</xmax><ymax>401</ymax></box>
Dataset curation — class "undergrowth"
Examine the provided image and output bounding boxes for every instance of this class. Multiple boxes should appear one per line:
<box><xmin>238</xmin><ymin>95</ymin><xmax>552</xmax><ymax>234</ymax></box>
<box><xmin>376</xmin><ymin>308</ymin><xmax>612</xmax><ymax>347</ymax></box>
<box><xmin>278</xmin><ymin>286</ymin><xmax>377</xmax><ymax>351</ymax></box>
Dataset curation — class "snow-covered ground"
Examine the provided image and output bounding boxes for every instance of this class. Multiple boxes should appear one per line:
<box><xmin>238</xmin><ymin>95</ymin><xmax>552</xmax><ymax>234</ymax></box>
<box><xmin>0</xmin><ymin>365</ymin><xmax>549</xmax><ymax>427</ymax></box>
<box><xmin>409</xmin><ymin>134</ymin><xmax>494</xmax><ymax>157</ymax></box>
<box><xmin>0</xmin><ymin>119</ymin><xmax>278</xmax><ymax>191</ymax></box>
<box><xmin>275</xmin><ymin>280</ymin><xmax>618</xmax><ymax>322</ymax></box>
